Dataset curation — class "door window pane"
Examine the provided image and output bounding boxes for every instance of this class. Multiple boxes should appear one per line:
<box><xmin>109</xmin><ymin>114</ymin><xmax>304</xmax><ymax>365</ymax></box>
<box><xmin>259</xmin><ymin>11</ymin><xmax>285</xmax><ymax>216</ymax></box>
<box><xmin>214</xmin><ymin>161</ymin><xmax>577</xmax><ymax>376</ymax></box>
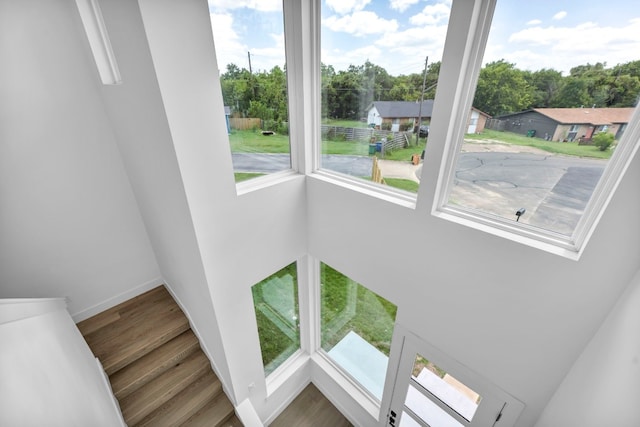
<box><xmin>208</xmin><ymin>1</ymin><xmax>291</xmax><ymax>183</ymax></box>
<box><xmin>412</xmin><ymin>354</ymin><xmax>480</xmax><ymax>422</ymax></box>
<box><xmin>320</xmin><ymin>0</ymin><xmax>451</xmax><ymax>194</ymax></box>
<box><xmin>251</xmin><ymin>262</ymin><xmax>300</xmax><ymax>376</ymax></box>
<box><xmin>446</xmin><ymin>0</ymin><xmax>640</xmax><ymax>236</ymax></box>
<box><xmin>320</xmin><ymin>262</ymin><xmax>397</xmax><ymax>400</ymax></box>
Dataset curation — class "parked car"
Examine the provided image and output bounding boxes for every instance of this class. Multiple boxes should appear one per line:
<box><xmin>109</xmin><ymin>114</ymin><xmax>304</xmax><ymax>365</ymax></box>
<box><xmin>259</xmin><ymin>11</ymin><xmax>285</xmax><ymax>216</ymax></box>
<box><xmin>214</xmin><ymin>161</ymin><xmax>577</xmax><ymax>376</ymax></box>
<box><xmin>419</xmin><ymin>125</ymin><xmax>429</xmax><ymax>137</ymax></box>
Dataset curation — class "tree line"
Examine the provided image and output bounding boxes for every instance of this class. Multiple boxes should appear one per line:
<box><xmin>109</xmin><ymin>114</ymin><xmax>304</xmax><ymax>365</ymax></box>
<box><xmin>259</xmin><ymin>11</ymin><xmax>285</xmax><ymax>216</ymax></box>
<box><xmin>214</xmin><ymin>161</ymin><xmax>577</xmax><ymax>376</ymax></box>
<box><xmin>219</xmin><ymin>59</ymin><xmax>640</xmax><ymax>128</ymax></box>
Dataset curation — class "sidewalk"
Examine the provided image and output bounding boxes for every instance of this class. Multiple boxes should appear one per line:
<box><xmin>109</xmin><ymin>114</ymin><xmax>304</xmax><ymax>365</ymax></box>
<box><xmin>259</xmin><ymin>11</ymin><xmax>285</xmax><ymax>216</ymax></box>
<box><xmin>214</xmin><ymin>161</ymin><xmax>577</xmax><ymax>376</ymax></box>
<box><xmin>377</xmin><ymin>158</ymin><xmax>422</xmax><ymax>183</ymax></box>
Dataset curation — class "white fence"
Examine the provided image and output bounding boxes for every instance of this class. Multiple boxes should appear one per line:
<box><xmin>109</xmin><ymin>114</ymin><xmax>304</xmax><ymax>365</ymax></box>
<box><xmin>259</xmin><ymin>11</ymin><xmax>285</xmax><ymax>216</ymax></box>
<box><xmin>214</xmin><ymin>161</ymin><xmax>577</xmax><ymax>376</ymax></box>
<box><xmin>321</xmin><ymin>125</ymin><xmax>411</xmax><ymax>151</ymax></box>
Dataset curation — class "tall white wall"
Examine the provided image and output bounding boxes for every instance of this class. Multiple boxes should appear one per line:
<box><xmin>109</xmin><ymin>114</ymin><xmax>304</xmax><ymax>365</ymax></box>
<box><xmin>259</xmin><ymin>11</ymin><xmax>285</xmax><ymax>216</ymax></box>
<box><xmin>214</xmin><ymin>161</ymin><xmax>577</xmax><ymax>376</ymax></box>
<box><xmin>0</xmin><ymin>0</ymin><xmax>160</xmax><ymax>318</ymax></box>
<box><xmin>3</xmin><ymin>1</ymin><xmax>640</xmax><ymax>426</ymax></box>
<box><xmin>535</xmin><ymin>268</ymin><xmax>640</xmax><ymax>426</ymax></box>
<box><xmin>137</xmin><ymin>0</ymin><xmax>308</xmax><ymax>413</ymax></box>
<box><xmin>307</xmin><ymin>138</ymin><xmax>640</xmax><ymax>426</ymax></box>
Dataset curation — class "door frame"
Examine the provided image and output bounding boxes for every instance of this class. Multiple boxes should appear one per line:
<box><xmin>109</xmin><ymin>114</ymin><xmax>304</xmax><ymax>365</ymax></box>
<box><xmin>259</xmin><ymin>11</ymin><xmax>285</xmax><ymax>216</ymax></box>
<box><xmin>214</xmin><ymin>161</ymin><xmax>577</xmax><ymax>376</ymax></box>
<box><xmin>380</xmin><ymin>324</ymin><xmax>525</xmax><ymax>426</ymax></box>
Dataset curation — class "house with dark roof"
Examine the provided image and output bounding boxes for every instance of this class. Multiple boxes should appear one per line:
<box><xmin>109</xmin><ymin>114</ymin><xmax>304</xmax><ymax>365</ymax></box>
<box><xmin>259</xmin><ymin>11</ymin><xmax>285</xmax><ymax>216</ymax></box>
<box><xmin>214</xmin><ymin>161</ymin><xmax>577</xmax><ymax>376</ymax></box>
<box><xmin>367</xmin><ymin>101</ymin><xmax>491</xmax><ymax>134</ymax></box>
<box><xmin>496</xmin><ymin>108</ymin><xmax>634</xmax><ymax>142</ymax></box>
<box><xmin>366</xmin><ymin>100</ymin><xmax>434</xmax><ymax>131</ymax></box>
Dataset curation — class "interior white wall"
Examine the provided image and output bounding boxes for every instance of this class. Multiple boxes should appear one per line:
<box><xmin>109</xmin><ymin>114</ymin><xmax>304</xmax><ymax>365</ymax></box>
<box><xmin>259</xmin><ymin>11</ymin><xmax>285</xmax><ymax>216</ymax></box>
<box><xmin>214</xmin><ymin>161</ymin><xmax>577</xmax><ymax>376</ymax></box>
<box><xmin>307</xmin><ymin>142</ymin><xmax>640</xmax><ymax>426</ymax></box>
<box><xmin>535</xmin><ymin>268</ymin><xmax>640</xmax><ymax>426</ymax></box>
<box><xmin>4</xmin><ymin>1</ymin><xmax>640</xmax><ymax>426</ymax></box>
<box><xmin>137</xmin><ymin>0</ymin><xmax>308</xmax><ymax>416</ymax></box>
<box><xmin>0</xmin><ymin>0</ymin><xmax>160</xmax><ymax>317</ymax></box>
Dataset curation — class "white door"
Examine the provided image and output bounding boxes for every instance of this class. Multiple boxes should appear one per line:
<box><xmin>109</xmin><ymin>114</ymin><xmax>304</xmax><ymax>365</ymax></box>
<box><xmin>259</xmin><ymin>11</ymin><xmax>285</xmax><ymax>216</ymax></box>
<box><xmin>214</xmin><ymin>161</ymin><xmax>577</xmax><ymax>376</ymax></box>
<box><xmin>381</xmin><ymin>327</ymin><xmax>524</xmax><ymax>427</ymax></box>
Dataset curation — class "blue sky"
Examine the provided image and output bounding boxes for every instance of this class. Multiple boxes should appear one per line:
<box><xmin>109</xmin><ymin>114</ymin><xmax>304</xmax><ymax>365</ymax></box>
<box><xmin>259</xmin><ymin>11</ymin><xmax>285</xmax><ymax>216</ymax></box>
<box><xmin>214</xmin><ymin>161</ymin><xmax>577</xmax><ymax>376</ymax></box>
<box><xmin>208</xmin><ymin>0</ymin><xmax>640</xmax><ymax>76</ymax></box>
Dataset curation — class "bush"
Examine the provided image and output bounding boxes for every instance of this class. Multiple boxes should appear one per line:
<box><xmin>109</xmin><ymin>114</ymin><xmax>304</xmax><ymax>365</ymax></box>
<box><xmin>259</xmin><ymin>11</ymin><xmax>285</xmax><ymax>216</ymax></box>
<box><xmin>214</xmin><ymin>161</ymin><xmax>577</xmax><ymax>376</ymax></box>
<box><xmin>593</xmin><ymin>132</ymin><xmax>615</xmax><ymax>151</ymax></box>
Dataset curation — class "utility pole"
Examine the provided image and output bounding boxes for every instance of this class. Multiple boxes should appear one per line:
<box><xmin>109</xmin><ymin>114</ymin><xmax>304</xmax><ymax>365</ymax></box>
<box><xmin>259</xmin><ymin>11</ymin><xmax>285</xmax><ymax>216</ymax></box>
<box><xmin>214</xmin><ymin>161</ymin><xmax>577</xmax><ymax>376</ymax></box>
<box><xmin>247</xmin><ymin>51</ymin><xmax>253</xmax><ymax>74</ymax></box>
<box><xmin>415</xmin><ymin>56</ymin><xmax>428</xmax><ymax>146</ymax></box>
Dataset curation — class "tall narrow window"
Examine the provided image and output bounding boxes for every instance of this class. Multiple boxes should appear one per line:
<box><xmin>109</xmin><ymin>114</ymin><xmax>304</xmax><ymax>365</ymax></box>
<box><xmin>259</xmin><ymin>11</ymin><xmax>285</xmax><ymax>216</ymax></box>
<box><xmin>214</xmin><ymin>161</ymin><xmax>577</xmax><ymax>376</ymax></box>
<box><xmin>439</xmin><ymin>0</ymin><xmax>640</xmax><ymax>250</ymax></box>
<box><xmin>252</xmin><ymin>262</ymin><xmax>300</xmax><ymax>376</ymax></box>
<box><xmin>320</xmin><ymin>262</ymin><xmax>397</xmax><ymax>401</ymax></box>
<box><xmin>320</xmin><ymin>0</ymin><xmax>451</xmax><ymax>194</ymax></box>
<box><xmin>208</xmin><ymin>1</ymin><xmax>292</xmax><ymax>183</ymax></box>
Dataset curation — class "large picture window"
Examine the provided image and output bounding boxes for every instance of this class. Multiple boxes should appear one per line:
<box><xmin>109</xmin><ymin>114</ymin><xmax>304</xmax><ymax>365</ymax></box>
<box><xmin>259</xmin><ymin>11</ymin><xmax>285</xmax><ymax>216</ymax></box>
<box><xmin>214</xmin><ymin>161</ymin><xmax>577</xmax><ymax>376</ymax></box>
<box><xmin>436</xmin><ymin>0</ymin><xmax>640</xmax><ymax>254</ymax></box>
<box><xmin>208</xmin><ymin>1</ymin><xmax>292</xmax><ymax>183</ymax></box>
<box><xmin>319</xmin><ymin>0</ymin><xmax>451</xmax><ymax>195</ymax></box>
<box><xmin>251</xmin><ymin>262</ymin><xmax>300</xmax><ymax>376</ymax></box>
<box><xmin>320</xmin><ymin>262</ymin><xmax>397</xmax><ymax>401</ymax></box>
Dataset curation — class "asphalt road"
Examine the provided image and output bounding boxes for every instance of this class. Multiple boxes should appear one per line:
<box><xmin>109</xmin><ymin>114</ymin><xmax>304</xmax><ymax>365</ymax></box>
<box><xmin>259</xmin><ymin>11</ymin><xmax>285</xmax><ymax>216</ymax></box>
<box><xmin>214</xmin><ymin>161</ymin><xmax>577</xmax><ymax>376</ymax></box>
<box><xmin>451</xmin><ymin>152</ymin><xmax>606</xmax><ymax>235</ymax></box>
<box><xmin>232</xmin><ymin>153</ymin><xmax>373</xmax><ymax>176</ymax></box>
<box><xmin>232</xmin><ymin>151</ymin><xmax>607</xmax><ymax>235</ymax></box>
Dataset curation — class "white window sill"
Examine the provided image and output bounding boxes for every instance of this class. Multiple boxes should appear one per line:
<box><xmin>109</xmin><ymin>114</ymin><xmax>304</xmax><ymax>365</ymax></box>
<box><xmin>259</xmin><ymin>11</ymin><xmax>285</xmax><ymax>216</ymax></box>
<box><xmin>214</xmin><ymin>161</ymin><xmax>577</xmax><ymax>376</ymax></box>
<box><xmin>311</xmin><ymin>351</ymin><xmax>382</xmax><ymax>422</ymax></box>
<box><xmin>433</xmin><ymin>205</ymin><xmax>582</xmax><ymax>260</ymax></box>
<box><xmin>309</xmin><ymin>169</ymin><xmax>417</xmax><ymax>209</ymax></box>
<box><xmin>235</xmin><ymin>170</ymin><xmax>303</xmax><ymax>196</ymax></box>
<box><xmin>265</xmin><ymin>350</ymin><xmax>309</xmax><ymax>397</ymax></box>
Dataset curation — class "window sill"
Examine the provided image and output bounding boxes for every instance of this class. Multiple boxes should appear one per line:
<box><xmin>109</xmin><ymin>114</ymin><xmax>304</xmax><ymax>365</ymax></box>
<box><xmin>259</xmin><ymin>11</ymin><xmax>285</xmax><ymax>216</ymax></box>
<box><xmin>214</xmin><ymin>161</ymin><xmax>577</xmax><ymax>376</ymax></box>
<box><xmin>265</xmin><ymin>350</ymin><xmax>309</xmax><ymax>397</ymax></box>
<box><xmin>235</xmin><ymin>169</ymin><xmax>303</xmax><ymax>196</ymax></box>
<box><xmin>311</xmin><ymin>351</ymin><xmax>381</xmax><ymax>422</ymax></box>
<box><xmin>309</xmin><ymin>169</ymin><xmax>417</xmax><ymax>210</ymax></box>
<box><xmin>433</xmin><ymin>205</ymin><xmax>582</xmax><ymax>261</ymax></box>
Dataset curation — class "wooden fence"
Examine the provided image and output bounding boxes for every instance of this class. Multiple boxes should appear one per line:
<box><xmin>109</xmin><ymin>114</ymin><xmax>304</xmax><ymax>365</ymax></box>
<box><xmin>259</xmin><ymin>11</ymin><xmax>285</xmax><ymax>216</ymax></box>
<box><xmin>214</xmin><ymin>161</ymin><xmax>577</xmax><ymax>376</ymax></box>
<box><xmin>229</xmin><ymin>117</ymin><xmax>261</xmax><ymax>130</ymax></box>
<box><xmin>371</xmin><ymin>156</ymin><xmax>384</xmax><ymax>184</ymax></box>
<box><xmin>320</xmin><ymin>125</ymin><xmax>411</xmax><ymax>151</ymax></box>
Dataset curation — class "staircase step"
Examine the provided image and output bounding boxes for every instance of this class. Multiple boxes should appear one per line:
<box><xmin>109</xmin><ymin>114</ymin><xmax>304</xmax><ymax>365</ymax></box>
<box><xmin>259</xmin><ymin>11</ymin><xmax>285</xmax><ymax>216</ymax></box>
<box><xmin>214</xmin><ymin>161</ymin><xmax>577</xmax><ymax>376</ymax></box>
<box><xmin>82</xmin><ymin>287</ymin><xmax>190</xmax><ymax>374</ymax></box>
<box><xmin>77</xmin><ymin>287</ymin><xmax>166</xmax><ymax>336</ymax></box>
<box><xmin>136</xmin><ymin>370</ymin><xmax>222</xmax><ymax>427</ymax></box>
<box><xmin>181</xmin><ymin>390</ymin><xmax>235</xmax><ymax>427</ymax></box>
<box><xmin>119</xmin><ymin>350</ymin><xmax>211</xmax><ymax>426</ymax></box>
<box><xmin>110</xmin><ymin>329</ymin><xmax>200</xmax><ymax>400</ymax></box>
<box><xmin>220</xmin><ymin>415</ymin><xmax>244</xmax><ymax>427</ymax></box>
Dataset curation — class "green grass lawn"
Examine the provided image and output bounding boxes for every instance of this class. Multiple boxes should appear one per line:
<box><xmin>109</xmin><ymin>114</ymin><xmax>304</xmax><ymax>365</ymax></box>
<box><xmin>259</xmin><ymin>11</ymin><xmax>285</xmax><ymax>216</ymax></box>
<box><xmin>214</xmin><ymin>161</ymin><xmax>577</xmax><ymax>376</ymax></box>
<box><xmin>384</xmin><ymin>178</ymin><xmax>420</xmax><ymax>193</ymax></box>
<box><xmin>465</xmin><ymin>129</ymin><xmax>613</xmax><ymax>159</ymax></box>
<box><xmin>228</xmin><ymin>130</ymin><xmax>290</xmax><ymax>153</ymax></box>
<box><xmin>320</xmin><ymin>263</ymin><xmax>397</xmax><ymax>356</ymax></box>
<box><xmin>382</xmin><ymin>140</ymin><xmax>426</xmax><ymax>161</ymax></box>
<box><xmin>234</xmin><ymin>172</ymin><xmax>265</xmax><ymax>182</ymax></box>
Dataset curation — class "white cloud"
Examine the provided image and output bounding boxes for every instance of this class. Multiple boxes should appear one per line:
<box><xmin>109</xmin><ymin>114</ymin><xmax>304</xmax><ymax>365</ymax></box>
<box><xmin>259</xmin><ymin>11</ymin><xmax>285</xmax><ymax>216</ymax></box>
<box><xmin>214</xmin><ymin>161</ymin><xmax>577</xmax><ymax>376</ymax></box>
<box><xmin>208</xmin><ymin>0</ymin><xmax>282</xmax><ymax>12</ymax></box>
<box><xmin>249</xmin><ymin>33</ymin><xmax>287</xmax><ymax>72</ymax></box>
<box><xmin>409</xmin><ymin>2</ymin><xmax>451</xmax><ymax>26</ymax></box>
<box><xmin>526</xmin><ymin>19</ymin><xmax>542</xmax><ymax>26</ymax></box>
<box><xmin>390</xmin><ymin>0</ymin><xmax>420</xmax><ymax>13</ymax></box>
<box><xmin>552</xmin><ymin>11</ymin><xmax>567</xmax><ymax>21</ymax></box>
<box><xmin>210</xmin><ymin>13</ymin><xmax>249</xmax><ymax>71</ymax></box>
<box><xmin>321</xmin><ymin>45</ymin><xmax>383</xmax><ymax>71</ymax></box>
<box><xmin>489</xmin><ymin>18</ymin><xmax>640</xmax><ymax>73</ymax></box>
<box><xmin>324</xmin><ymin>11</ymin><xmax>398</xmax><ymax>36</ymax></box>
<box><xmin>325</xmin><ymin>0</ymin><xmax>371</xmax><ymax>15</ymax></box>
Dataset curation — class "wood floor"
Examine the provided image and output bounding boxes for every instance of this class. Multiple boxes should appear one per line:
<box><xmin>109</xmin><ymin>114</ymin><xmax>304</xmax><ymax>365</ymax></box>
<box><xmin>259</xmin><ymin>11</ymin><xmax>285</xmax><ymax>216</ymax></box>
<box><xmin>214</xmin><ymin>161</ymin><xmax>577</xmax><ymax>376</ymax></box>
<box><xmin>270</xmin><ymin>384</ymin><xmax>353</xmax><ymax>427</ymax></box>
<box><xmin>77</xmin><ymin>286</ymin><xmax>241</xmax><ymax>427</ymax></box>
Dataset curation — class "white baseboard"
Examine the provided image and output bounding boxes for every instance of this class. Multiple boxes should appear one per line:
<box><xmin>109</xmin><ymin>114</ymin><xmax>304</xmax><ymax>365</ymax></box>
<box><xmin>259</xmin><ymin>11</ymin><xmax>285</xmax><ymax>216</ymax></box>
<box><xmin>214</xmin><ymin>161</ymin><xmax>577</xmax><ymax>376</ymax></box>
<box><xmin>71</xmin><ymin>277</ymin><xmax>164</xmax><ymax>322</ymax></box>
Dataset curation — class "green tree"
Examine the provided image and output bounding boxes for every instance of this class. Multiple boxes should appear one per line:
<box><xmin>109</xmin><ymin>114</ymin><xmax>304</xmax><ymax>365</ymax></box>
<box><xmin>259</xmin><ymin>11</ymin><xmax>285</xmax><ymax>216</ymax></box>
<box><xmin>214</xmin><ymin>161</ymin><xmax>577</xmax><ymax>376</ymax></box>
<box><xmin>593</xmin><ymin>132</ymin><xmax>614</xmax><ymax>151</ymax></box>
<box><xmin>474</xmin><ymin>60</ymin><xmax>534</xmax><ymax>116</ymax></box>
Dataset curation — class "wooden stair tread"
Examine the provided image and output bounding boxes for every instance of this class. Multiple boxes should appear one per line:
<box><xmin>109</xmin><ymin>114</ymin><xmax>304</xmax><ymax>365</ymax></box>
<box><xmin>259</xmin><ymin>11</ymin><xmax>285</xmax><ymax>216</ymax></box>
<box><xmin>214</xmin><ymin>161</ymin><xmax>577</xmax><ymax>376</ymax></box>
<box><xmin>219</xmin><ymin>415</ymin><xmax>243</xmax><ymax>427</ymax></box>
<box><xmin>82</xmin><ymin>287</ymin><xmax>179</xmax><ymax>346</ymax></box>
<box><xmin>83</xmin><ymin>289</ymin><xmax>190</xmax><ymax>374</ymax></box>
<box><xmin>77</xmin><ymin>287</ymin><xmax>166</xmax><ymax>336</ymax></box>
<box><xmin>136</xmin><ymin>369</ymin><xmax>222</xmax><ymax>427</ymax></box>
<box><xmin>119</xmin><ymin>350</ymin><xmax>211</xmax><ymax>426</ymax></box>
<box><xmin>110</xmin><ymin>329</ymin><xmax>200</xmax><ymax>400</ymax></box>
<box><xmin>181</xmin><ymin>390</ymin><xmax>235</xmax><ymax>427</ymax></box>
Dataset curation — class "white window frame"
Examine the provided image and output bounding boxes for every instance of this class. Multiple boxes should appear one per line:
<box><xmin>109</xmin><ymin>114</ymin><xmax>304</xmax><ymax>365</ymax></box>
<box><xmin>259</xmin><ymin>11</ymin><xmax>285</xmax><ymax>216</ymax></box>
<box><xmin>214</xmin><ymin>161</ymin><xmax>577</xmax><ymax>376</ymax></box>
<box><xmin>307</xmin><ymin>0</ymin><xmax>419</xmax><ymax>208</ymax></box>
<box><xmin>431</xmin><ymin>0</ymin><xmax>640</xmax><ymax>259</ymax></box>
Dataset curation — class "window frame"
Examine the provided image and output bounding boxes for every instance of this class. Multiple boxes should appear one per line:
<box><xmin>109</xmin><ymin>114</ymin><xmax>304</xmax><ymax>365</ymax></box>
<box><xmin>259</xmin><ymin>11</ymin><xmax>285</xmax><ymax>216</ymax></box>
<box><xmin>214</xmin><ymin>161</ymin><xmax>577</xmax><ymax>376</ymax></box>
<box><xmin>430</xmin><ymin>0</ymin><xmax>640</xmax><ymax>259</ymax></box>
